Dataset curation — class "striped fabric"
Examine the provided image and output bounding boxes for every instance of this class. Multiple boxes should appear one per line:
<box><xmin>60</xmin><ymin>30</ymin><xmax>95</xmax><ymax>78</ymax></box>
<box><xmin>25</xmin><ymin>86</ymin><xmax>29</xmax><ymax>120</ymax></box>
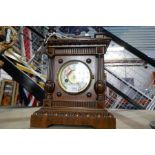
<box><xmin>22</xmin><ymin>27</ymin><xmax>32</xmax><ymax>61</ymax></box>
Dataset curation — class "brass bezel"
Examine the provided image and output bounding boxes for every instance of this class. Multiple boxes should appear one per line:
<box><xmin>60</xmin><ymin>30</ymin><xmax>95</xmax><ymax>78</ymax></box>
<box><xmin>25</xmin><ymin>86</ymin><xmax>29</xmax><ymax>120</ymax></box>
<box><xmin>57</xmin><ymin>60</ymin><xmax>93</xmax><ymax>95</ymax></box>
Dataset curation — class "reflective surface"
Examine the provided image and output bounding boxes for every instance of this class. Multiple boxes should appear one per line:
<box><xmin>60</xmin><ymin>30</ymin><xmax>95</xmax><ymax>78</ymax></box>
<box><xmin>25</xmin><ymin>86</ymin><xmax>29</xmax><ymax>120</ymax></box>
<box><xmin>58</xmin><ymin>61</ymin><xmax>91</xmax><ymax>94</ymax></box>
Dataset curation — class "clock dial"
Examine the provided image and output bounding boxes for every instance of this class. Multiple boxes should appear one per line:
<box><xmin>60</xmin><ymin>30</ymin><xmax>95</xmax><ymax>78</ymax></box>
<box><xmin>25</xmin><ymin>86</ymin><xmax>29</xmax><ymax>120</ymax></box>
<box><xmin>58</xmin><ymin>61</ymin><xmax>91</xmax><ymax>94</ymax></box>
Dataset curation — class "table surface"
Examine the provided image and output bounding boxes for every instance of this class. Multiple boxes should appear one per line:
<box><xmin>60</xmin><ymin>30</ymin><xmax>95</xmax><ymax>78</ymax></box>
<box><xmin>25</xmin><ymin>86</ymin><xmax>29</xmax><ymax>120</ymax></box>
<box><xmin>0</xmin><ymin>107</ymin><xmax>155</xmax><ymax>129</ymax></box>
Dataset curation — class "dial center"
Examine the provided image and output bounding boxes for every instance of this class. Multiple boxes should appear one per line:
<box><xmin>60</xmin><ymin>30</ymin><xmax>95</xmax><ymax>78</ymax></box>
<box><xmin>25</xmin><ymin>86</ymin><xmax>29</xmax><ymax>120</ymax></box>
<box><xmin>68</xmin><ymin>71</ymin><xmax>78</xmax><ymax>84</ymax></box>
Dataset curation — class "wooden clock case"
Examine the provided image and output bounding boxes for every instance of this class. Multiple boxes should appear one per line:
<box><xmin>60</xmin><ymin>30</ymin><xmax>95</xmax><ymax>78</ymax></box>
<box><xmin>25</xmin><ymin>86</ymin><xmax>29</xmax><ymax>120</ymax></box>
<box><xmin>30</xmin><ymin>35</ymin><xmax>116</xmax><ymax>129</ymax></box>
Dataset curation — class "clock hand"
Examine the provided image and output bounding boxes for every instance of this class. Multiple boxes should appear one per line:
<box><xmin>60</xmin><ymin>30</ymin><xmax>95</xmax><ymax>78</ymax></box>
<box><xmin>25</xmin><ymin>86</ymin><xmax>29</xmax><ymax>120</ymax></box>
<box><xmin>66</xmin><ymin>69</ymin><xmax>73</xmax><ymax>76</ymax></box>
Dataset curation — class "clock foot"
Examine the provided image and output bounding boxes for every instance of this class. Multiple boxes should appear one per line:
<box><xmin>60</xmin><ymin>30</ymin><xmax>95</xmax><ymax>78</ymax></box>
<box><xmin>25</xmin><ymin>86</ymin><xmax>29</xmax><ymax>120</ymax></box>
<box><xmin>30</xmin><ymin>110</ymin><xmax>49</xmax><ymax>128</ymax></box>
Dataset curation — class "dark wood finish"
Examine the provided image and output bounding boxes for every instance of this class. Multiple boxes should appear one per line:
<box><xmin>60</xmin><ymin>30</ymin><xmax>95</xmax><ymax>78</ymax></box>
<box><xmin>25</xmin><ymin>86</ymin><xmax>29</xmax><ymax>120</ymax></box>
<box><xmin>47</xmin><ymin>37</ymin><xmax>111</xmax><ymax>46</ymax></box>
<box><xmin>31</xmin><ymin>36</ymin><xmax>116</xmax><ymax>129</ymax></box>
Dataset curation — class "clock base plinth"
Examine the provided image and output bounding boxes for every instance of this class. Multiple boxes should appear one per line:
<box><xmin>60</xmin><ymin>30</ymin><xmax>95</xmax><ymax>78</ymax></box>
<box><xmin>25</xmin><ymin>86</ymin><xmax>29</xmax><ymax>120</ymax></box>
<box><xmin>30</xmin><ymin>107</ymin><xmax>116</xmax><ymax>129</ymax></box>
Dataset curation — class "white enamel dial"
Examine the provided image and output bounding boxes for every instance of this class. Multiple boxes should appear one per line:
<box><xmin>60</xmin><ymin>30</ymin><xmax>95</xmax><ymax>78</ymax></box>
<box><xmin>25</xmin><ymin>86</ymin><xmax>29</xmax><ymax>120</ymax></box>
<box><xmin>58</xmin><ymin>61</ymin><xmax>91</xmax><ymax>94</ymax></box>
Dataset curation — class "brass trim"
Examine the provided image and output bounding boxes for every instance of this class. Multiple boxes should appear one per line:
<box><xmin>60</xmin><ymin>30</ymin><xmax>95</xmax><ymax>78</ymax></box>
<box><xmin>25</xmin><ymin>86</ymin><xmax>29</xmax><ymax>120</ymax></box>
<box><xmin>57</xmin><ymin>60</ymin><xmax>93</xmax><ymax>95</ymax></box>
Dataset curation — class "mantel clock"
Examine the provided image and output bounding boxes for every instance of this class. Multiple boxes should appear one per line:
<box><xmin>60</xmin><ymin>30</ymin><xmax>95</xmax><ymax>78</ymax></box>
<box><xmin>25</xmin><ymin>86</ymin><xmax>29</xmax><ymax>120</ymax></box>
<box><xmin>30</xmin><ymin>34</ymin><xmax>116</xmax><ymax>128</ymax></box>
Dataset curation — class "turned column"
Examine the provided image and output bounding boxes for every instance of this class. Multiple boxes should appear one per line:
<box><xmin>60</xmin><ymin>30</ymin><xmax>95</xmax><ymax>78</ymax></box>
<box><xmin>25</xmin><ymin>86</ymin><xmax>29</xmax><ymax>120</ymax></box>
<box><xmin>43</xmin><ymin>46</ymin><xmax>55</xmax><ymax>107</ymax></box>
<box><xmin>94</xmin><ymin>47</ymin><xmax>106</xmax><ymax>108</ymax></box>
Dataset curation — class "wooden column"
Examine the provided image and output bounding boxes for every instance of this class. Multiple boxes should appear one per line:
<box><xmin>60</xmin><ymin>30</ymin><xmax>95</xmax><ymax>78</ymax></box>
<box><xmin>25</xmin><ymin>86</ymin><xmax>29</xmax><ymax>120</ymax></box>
<box><xmin>43</xmin><ymin>47</ymin><xmax>55</xmax><ymax>107</ymax></box>
<box><xmin>94</xmin><ymin>47</ymin><xmax>106</xmax><ymax>108</ymax></box>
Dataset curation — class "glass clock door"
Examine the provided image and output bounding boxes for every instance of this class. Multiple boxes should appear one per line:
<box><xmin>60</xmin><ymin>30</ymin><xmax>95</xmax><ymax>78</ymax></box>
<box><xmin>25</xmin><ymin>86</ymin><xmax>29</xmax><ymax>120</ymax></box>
<box><xmin>58</xmin><ymin>61</ymin><xmax>91</xmax><ymax>94</ymax></box>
